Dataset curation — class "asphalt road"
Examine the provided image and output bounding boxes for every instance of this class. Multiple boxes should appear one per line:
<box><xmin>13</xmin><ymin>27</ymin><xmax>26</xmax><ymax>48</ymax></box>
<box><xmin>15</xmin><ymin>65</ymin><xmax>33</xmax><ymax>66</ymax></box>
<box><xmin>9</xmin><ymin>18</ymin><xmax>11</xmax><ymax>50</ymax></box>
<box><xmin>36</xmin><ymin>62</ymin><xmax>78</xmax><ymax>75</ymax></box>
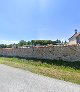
<box><xmin>0</xmin><ymin>64</ymin><xmax>80</xmax><ymax>92</ymax></box>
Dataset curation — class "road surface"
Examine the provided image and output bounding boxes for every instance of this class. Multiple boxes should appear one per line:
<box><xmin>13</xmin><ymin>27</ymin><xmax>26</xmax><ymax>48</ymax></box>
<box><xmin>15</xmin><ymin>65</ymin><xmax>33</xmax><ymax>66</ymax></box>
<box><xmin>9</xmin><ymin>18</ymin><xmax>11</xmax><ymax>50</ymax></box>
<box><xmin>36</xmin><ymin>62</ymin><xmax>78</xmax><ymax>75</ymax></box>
<box><xmin>0</xmin><ymin>64</ymin><xmax>80</xmax><ymax>92</ymax></box>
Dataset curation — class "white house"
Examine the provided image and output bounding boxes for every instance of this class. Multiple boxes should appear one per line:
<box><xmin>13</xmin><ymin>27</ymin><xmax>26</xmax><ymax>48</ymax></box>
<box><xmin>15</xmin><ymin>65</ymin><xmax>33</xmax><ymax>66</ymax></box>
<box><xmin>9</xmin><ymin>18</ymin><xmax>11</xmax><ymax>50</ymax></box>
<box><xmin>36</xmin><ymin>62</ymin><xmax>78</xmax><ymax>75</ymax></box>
<box><xmin>69</xmin><ymin>29</ymin><xmax>80</xmax><ymax>45</ymax></box>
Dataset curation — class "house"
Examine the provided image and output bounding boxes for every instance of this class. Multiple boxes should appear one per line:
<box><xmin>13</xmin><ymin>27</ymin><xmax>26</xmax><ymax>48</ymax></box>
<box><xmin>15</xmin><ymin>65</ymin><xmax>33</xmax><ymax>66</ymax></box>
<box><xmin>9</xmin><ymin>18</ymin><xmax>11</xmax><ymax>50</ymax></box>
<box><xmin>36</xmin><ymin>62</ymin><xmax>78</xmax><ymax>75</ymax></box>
<box><xmin>69</xmin><ymin>29</ymin><xmax>80</xmax><ymax>45</ymax></box>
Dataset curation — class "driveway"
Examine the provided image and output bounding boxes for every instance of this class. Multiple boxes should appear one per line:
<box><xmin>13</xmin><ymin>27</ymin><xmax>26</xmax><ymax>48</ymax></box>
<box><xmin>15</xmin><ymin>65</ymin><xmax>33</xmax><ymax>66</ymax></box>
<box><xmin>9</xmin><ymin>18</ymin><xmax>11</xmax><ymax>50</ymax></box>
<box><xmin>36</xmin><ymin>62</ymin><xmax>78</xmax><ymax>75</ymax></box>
<box><xmin>0</xmin><ymin>64</ymin><xmax>80</xmax><ymax>92</ymax></box>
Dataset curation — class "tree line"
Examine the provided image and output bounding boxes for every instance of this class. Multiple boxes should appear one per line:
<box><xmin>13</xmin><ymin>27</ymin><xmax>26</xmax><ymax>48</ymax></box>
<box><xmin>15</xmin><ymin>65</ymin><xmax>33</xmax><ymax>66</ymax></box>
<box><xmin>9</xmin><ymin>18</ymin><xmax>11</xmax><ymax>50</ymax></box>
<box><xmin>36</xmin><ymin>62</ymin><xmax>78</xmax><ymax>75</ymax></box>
<box><xmin>18</xmin><ymin>40</ymin><xmax>62</xmax><ymax>46</ymax></box>
<box><xmin>0</xmin><ymin>40</ymin><xmax>67</xmax><ymax>48</ymax></box>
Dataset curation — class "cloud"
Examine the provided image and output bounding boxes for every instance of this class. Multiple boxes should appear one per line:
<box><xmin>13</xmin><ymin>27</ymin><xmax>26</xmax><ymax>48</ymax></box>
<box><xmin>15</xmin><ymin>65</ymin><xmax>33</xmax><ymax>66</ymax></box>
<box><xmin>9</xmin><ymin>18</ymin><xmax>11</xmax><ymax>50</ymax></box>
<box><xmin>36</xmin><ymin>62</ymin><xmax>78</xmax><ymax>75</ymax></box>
<box><xmin>0</xmin><ymin>40</ymin><xmax>19</xmax><ymax>45</ymax></box>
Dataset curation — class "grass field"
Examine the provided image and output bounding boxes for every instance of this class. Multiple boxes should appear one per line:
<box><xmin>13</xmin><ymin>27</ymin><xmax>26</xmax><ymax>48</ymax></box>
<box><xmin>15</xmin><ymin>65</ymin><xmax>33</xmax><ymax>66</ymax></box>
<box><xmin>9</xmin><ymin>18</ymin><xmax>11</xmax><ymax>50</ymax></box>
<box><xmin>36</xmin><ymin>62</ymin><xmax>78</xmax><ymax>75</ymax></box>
<box><xmin>0</xmin><ymin>57</ymin><xmax>80</xmax><ymax>84</ymax></box>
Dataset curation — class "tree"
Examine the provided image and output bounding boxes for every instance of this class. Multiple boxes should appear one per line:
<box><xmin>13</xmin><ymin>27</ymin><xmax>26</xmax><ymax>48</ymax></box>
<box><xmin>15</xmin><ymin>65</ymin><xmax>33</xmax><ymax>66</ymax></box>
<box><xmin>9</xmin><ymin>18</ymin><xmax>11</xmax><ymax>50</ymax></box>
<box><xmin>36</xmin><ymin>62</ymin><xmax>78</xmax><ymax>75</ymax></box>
<box><xmin>6</xmin><ymin>44</ymin><xmax>12</xmax><ymax>48</ymax></box>
<box><xmin>31</xmin><ymin>40</ymin><xmax>36</xmax><ymax>45</ymax></box>
<box><xmin>56</xmin><ymin>39</ymin><xmax>61</xmax><ymax>43</ymax></box>
<box><xmin>64</xmin><ymin>40</ymin><xmax>67</xmax><ymax>44</ymax></box>
<box><xmin>0</xmin><ymin>44</ymin><xmax>7</xmax><ymax>48</ymax></box>
<box><xmin>27</xmin><ymin>41</ymin><xmax>31</xmax><ymax>45</ymax></box>
<box><xmin>31</xmin><ymin>40</ymin><xmax>53</xmax><ymax>46</ymax></box>
<box><xmin>18</xmin><ymin>40</ymin><xmax>27</xmax><ymax>46</ymax></box>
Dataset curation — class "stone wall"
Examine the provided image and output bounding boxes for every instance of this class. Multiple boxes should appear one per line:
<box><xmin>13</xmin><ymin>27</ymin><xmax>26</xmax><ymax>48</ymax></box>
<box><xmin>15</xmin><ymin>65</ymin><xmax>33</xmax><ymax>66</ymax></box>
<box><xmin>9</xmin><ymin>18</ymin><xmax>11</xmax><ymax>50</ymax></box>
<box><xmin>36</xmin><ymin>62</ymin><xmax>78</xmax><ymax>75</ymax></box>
<box><xmin>0</xmin><ymin>45</ymin><xmax>80</xmax><ymax>61</ymax></box>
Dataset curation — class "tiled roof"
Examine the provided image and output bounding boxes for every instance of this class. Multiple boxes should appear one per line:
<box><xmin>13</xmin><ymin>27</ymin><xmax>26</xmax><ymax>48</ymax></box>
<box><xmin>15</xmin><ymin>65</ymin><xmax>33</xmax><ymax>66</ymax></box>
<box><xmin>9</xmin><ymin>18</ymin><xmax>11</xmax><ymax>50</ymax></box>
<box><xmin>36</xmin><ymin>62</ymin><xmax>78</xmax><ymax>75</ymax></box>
<box><xmin>69</xmin><ymin>32</ymin><xmax>80</xmax><ymax>40</ymax></box>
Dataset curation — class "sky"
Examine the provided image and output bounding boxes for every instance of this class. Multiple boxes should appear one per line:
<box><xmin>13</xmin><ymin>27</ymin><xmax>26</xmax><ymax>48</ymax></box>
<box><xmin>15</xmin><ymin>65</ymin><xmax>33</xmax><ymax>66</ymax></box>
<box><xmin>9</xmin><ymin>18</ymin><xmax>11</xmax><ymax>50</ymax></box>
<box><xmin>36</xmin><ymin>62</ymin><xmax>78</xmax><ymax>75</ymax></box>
<box><xmin>0</xmin><ymin>0</ymin><xmax>80</xmax><ymax>44</ymax></box>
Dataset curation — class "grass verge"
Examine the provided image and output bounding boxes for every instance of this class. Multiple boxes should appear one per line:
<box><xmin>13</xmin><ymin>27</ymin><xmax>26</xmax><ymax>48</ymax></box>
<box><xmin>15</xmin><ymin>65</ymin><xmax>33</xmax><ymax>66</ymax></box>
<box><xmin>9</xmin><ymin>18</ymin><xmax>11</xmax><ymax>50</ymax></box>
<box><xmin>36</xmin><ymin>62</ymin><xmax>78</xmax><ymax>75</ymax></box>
<box><xmin>0</xmin><ymin>57</ymin><xmax>80</xmax><ymax>84</ymax></box>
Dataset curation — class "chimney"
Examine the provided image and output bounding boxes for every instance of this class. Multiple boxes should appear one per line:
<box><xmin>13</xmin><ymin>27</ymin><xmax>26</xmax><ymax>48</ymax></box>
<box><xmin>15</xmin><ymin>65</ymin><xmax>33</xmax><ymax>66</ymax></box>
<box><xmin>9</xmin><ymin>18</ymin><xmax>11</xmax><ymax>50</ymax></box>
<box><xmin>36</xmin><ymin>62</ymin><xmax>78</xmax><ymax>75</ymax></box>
<box><xmin>75</xmin><ymin>29</ymin><xmax>77</xmax><ymax>34</ymax></box>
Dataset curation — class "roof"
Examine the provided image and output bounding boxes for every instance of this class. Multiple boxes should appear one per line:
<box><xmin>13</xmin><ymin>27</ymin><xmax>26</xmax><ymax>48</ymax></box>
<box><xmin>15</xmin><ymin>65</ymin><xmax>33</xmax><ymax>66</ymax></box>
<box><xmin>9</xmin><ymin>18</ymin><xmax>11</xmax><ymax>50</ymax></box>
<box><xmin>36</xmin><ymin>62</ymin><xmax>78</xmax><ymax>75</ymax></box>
<box><xmin>69</xmin><ymin>32</ymin><xmax>80</xmax><ymax>40</ymax></box>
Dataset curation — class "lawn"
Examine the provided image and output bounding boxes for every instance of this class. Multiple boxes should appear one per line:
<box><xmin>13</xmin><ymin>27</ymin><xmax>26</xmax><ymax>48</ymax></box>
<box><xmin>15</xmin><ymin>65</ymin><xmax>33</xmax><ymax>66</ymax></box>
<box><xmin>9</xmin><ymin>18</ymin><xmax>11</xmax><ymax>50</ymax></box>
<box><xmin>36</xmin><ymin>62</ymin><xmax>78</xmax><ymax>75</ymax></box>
<box><xmin>0</xmin><ymin>57</ymin><xmax>80</xmax><ymax>84</ymax></box>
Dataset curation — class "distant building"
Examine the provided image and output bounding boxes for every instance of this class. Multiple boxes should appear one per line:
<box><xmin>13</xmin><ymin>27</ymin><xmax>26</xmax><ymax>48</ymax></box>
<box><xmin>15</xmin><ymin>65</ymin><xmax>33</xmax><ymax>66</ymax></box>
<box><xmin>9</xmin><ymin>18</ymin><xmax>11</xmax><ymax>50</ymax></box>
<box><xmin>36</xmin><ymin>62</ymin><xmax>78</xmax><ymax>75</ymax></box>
<box><xmin>69</xmin><ymin>29</ymin><xmax>80</xmax><ymax>45</ymax></box>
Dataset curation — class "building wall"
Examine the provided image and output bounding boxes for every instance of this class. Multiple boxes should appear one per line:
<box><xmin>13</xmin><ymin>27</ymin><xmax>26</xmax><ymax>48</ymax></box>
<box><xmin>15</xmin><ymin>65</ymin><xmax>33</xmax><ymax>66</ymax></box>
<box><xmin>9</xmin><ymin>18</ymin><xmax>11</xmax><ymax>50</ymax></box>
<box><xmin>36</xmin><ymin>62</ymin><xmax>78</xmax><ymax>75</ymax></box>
<box><xmin>77</xmin><ymin>35</ymin><xmax>80</xmax><ymax>44</ymax></box>
<box><xmin>69</xmin><ymin>38</ymin><xmax>77</xmax><ymax>45</ymax></box>
<box><xmin>0</xmin><ymin>46</ymin><xmax>80</xmax><ymax>61</ymax></box>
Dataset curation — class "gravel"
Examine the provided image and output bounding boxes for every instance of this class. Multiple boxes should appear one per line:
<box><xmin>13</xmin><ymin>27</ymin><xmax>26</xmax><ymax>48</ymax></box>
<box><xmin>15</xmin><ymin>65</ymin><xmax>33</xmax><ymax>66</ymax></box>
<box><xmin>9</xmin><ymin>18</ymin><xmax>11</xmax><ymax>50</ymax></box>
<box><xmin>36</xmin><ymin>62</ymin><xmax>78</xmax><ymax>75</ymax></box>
<box><xmin>0</xmin><ymin>64</ymin><xmax>80</xmax><ymax>92</ymax></box>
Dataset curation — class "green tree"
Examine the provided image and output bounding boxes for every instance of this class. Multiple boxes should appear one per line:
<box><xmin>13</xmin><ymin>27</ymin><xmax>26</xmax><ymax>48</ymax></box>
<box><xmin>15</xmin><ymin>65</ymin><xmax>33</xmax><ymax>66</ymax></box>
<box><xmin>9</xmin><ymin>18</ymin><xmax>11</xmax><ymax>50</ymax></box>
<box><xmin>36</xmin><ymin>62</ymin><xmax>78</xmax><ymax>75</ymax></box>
<box><xmin>27</xmin><ymin>41</ymin><xmax>31</xmax><ymax>45</ymax></box>
<box><xmin>6</xmin><ymin>44</ymin><xmax>12</xmax><ymax>48</ymax></box>
<box><xmin>56</xmin><ymin>39</ymin><xmax>61</xmax><ymax>43</ymax></box>
<box><xmin>31</xmin><ymin>40</ymin><xmax>53</xmax><ymax>46</ymax></box>
<box><xmin>0</xmin><ymin>44</ymin><xmax>7</xmax><ymax>48</ymax></box>
<box><xmin>18</xmin><ymin>40</ymin><xmax>27</xmax><ymax>46</ymax></box>
<box><xmin>64</xmin><ymin>40</ymin><xmax>67</xmax><ymax>44</ymax></box>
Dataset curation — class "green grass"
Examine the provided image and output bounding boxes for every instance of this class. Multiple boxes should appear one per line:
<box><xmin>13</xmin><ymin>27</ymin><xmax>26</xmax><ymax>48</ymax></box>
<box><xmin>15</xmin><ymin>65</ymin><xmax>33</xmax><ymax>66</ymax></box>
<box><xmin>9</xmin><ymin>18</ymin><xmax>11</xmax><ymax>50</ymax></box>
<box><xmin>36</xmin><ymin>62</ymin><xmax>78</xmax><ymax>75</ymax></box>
<box><xmin>0</xmin><ymin>57</ymin><xmax>80</xmax><ymax>84</ymax></box>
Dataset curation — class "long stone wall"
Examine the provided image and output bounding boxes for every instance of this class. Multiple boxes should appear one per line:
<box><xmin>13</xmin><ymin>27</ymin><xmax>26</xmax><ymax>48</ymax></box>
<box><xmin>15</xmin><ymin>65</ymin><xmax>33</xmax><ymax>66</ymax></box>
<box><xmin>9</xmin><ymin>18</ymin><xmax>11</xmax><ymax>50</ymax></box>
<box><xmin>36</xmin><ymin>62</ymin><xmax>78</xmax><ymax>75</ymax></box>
<box><xmin>0</xmin><ymin>45</ymin><xmax>80</xmax><ymax>61</ymax></box>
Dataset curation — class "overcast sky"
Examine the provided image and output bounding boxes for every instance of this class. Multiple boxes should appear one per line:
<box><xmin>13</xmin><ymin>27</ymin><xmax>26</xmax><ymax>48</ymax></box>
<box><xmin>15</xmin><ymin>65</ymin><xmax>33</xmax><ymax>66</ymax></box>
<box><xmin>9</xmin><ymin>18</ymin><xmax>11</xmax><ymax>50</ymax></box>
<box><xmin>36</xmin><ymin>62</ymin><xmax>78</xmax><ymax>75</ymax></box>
<box><xmin>0</xmin><ymin>0</ymin><xmax>80</xmax><ymax>44</ymax></box>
